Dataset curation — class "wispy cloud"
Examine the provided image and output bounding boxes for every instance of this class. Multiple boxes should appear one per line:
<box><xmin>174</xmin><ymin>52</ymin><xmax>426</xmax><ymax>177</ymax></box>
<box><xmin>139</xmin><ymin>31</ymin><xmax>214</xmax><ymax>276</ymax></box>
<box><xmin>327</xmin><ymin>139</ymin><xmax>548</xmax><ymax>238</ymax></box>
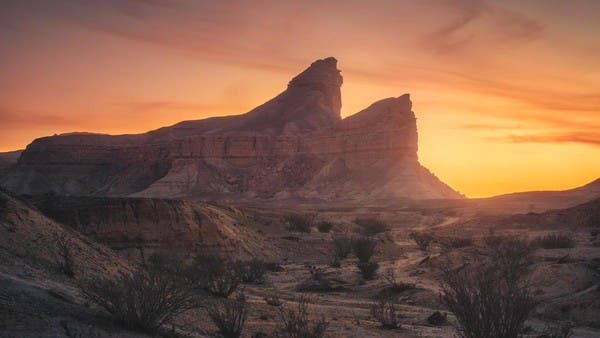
<box><xmin>459</xmin><ymin>123</ymin><xmax>524</xmax><ymax>130</ymax></box>
<box><xmin>497</xmin><ymin>132</ymin><xmax>600</xmax><ymax>147</ymax></box>
<box><xmin>421</xmin><ymin>0</ymin><xmax>543</xmax><ymax>54</ymax></box>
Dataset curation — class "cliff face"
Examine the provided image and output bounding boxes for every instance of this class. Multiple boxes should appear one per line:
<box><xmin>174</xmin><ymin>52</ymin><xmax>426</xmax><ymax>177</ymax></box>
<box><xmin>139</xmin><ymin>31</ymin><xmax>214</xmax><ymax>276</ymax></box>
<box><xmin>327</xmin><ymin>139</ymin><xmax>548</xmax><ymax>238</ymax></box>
<box><xmin>1</xmin><ymin>57</ymin><xmax>461</xmax><ymax>201</ymax></box>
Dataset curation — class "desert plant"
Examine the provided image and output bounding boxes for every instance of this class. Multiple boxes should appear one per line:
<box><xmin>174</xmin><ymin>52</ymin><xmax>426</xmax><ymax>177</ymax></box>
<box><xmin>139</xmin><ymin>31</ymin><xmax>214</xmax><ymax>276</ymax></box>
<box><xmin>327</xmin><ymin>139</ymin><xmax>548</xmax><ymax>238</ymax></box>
<box><xmin>329</xmin><ymin>256</ymin><xmax>341</xmax><ymax>268</ymax></box>
<box><xmin>427</xmin><ymin>311</ymin><xmax>447</xmax><ymax>326</ymax></box>
<box><xmin>490</xmin><ymin>238</ymin><xmax>535</xmax><ymax>275</ymax></box>
<box><xmin>357</xmin><ymin>261</ymin><xmax>379</xmax><ymax>280</ymax></box>
<box><xmin>80</xmin><ymin>263</ymin><xmax>199</xmax><ymax>333</ymax></box>
<box><xmin>296</xmin><ymin>265</ymin><xmax>341</xmax><ymax>292</ymax></box>
<box><xmin>384</xmin><ymin>269</ymin><xmax>415</xmax><ymax>293</ymax></box>
<box><xmin>317</xmin><ymin>221</ymin><xmax>333</xmax><ymax>233</ymax></box>
<box><xmin>285</xmin><ymin>213</ymin><xmax>314</xmax><ymax>233</ymax></box>
<box><xmin>275</xmin><ymin>295</ymin><xmax>329</xmax><ymax>338</ymax></box>
<box><xmin>482</xmin><ymin>234</ymin><xmax>506</xmax><ymax>248</ymax></box>
<box><xmin>237</xmin><ymin>259</ymin><xmax>268</xmax><ymax>284</ymax></box>
<box><xmin>355</xmin><ymin>218</ymin><xmax>389</xmax><ymax>235</ymax></box>
<box><xmin>533</xmin><ymin>234</ymin><xmax>576</xmax><ymax>249</ymax></box>
<box><xmin>409</xmin><ymin>232</ymin><xmax>434</xmax><ymax>251</ymax></box>
<box><xmin>207</xmin><ymin>293</ymin><xmax>248</xmax><ymax>338</ymax></box>
<box><xmin>194</xmin><ymin>255</ymin><xmax>241</xmax><ymax>298</ymax></box>
<box><xmin>370</xmin><ymin>299</ymin><xmax>400</xmax><ymax>329</ymax></box>
<box><xmin>332</xmin><ymin>234</ymin><xmax>353</xmax><ymax>259</ymax></box>
<box><xmin>352</xmin><ymin>236</ymin><xmax>377</xmax><ymax>263</ymax></box>
<box><xmin>440</xmin><ymin>243</ymin><xmax>537</xmax><ymax>338</ymax></box>
<box><xmin>54</xmin><ymin>233</ymin><xmax>75</xmax><ymax>277</ymax></box>
<box><xmin>264</xmin><ymin>292</ymin><xmax>283</xmax><ymax>307</ymax></box>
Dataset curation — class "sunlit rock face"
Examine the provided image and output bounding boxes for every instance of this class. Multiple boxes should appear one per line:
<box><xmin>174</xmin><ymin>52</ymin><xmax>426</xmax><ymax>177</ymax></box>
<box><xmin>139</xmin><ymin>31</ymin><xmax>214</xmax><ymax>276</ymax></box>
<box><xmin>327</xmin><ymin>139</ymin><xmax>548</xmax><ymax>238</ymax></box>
<box><xmin>0</xmin><ymin>57</ymin><xmax>461</xmax><ymax>201</ymax></box>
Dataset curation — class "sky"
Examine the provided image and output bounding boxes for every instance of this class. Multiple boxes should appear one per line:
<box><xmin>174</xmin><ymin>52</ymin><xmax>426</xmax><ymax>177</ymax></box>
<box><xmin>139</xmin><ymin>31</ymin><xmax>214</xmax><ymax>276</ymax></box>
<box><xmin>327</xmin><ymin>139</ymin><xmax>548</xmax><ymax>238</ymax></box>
<box><xmin>1</xmin><ymin>0</ymin><xmax>599</xmax><ymax>197</ymax></box>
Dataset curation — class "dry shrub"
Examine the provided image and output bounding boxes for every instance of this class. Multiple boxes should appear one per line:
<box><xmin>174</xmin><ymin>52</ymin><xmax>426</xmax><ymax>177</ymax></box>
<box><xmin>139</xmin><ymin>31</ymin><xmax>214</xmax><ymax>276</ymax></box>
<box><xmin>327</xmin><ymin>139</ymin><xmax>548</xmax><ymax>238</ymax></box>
<box><xmin>332</xmin><ymin>234</ymin><xmax>352</xmax><ymax>259</ymax></box>
<box><xmin>194</xmin><ymin>255</ymin><xmax>241</xmax><ymax>298</ymax></box>
<box><xmin>440</xmin><ymin>241</ymin><xmax>537</xmax><ymax>338</ymax></box>
<box><xmin>285</xmin><ymin>213</ymin><xmax>314</xmax><ymax>233</ymax></box>
<box><xmin>352</xmin><ymin>236</ymin><xmax>377</xmax><ymax>263</ymax></box>
<box><xmin>384</xmin><ymin>269</ymin><xmax>415</xmax><ymax>294</ymax></box>
<box><xmin>54</xmin><ymin>233</ymin><xmax>75</xmax><ymax>277</ymax></box>
<box><xmin>409</xmin><ymin>232</ymin><xmax>434</xmax><ymax>251</ymax></box>
<box><xmin>317</xmin><ymin>221</ymin><xmax>333</xmax><ymax>233</ymax></box>
<box><xmin>237</xmin><ymin>259</ymin><xmax>268</xmax><ymax>284</ymax></box>
<box><xmin>427</xmin><ymin>311</ymin><xmax>447</xmax><ymax>326</ymax></box>
<box><xmin>482</xmin><ymin>234</ymin><xmax>506</xmax><ymax>248</ymax></box>
<box><xmin>264</xmin><ymin>292</ymin><xmax>283</xmax><ymax>307</ymax></box>
<box><xmin>275</xmin><ymin>295</ymin><xmax>329</xmax><ymax>338</ymax></box>
<box><xmin>371</xmin><ymin>299</ymin><xmax>401</xmax><ymax>329</ymax></box>
<box><xmin>296</xmin><ymin>266</ymin><xmax>343</xmax><ymax>292</ymax></box>
<box><xmin>355</xmin><ymin>218</ymin><xmax>389</xmax><ymax>235</ymax></box>
<box><xmin>357</xmin><ymin>261</ymin><xmax>379</xmax><ymax>280</ymax></box>
<box><xmin>533</xmin><ymin>234</ymin><xmax>576</xmax><ymax>249</ymax></box>
<box><xmin>207</xmin><ymin>293</ymin><xmax>248</xmax><ymax>338</ymax></box>
<box><xmin>80</xmin><ymin>256</ymin><xmax>199</xmax><ymax>334</ymax></box>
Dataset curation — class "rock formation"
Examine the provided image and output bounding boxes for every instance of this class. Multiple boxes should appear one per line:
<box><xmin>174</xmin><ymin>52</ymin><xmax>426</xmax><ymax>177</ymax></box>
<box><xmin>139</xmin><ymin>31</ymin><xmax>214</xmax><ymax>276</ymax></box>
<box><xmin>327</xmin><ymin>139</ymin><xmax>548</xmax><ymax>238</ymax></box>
<box><xmin>30</xmin><ymin>195</ymin><xmax>278</xmax><ymax>259</ymax></box>
<box><xmin>0</xmin><ymin>57</ymin><xmax>461</xmax><ymax>201</ymax></box>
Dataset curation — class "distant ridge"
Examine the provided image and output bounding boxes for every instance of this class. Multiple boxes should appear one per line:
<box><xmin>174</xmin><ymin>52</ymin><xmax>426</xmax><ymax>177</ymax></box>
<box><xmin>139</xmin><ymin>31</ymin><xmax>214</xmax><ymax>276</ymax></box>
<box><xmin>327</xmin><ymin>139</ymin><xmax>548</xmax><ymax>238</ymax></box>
<box><xmin>0</xmin><ymin>57</ymin><xmax>461</xmax><ymax>202</ymax></box>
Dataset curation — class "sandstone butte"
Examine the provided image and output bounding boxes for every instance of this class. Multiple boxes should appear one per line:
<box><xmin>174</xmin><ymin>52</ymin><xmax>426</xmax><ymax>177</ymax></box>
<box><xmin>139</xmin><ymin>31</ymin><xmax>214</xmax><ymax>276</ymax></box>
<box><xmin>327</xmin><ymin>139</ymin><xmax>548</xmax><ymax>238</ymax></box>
<box><xmin>0</xmin><ymin>57</ymin><xmax>462</xmax><ymax>202</ymax></box>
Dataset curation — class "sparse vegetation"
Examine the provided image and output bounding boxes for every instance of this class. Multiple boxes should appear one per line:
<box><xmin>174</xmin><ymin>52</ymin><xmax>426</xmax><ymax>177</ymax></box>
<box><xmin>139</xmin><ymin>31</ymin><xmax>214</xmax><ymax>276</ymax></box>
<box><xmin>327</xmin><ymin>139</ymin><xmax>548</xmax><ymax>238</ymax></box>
<box><xmin>237</xmin><ymin>259</ymin><xmax>268</xmax><ymax>284</ymax></box>
<box><xmin>275</xmin><ymin>295</ymin><xmax>329</xmax><ymax>338</ymax></box>
<box><xmin>355</xmin><ymin>218</ymin><xmax>389</xmax><ymax>235</ymax></box>
<box><xmin>357</xmin><ymin>261</ymin><xmax>379</xmax><ymax>280</ymax></box>
<box><xmin>482</xmin><ymin>234</ymin><xmax>506</xmax><ymax>248</ymax></box>
<box><xmin>370</xmin><ymin>299</ymin><xmax>401</xmax><ymax>329</ymax></box>
<box><xmin>207</xmin><ymin>293</ymin><xmax>248</xmax><ymax>338</ymax></box>
<box><xmin>296</xmin><ymin>265</ymin><xmax>342</xmax><ymax>292</ymax></box>
<box><xmin>264</xmin><ymin>292</ymin><xmax>283</xmax><ymax>307</ymax></box>
<box><xmin>54</xmin><ymin>233</ymin><xmax>75</xmax><ymax>277</ymax></box>
<box><xmin>427</xmin><ymin>311</ymin><xmax>447</xmax><ymax>326</ymax></box>
<box><xmin>332</xmin><ymin>234</ymin><xmax>353</xmax><ymax>259</ymax></box>
<box><xmin>440</xmin><ymin>242</ymin><xmax>537</xmax><ymax>338</ymax></box>
<box><xmin>317</xmin><ymin>221</ymin><xmax>333</xmax><ymax>233</ymax></box>
<box><xmin>285</xmin><ymin>213</ymin><xmax>314</xmax><ymax>233</ymax></box>
<box><xmin>352</xmin><ymin>236</ymin><xmax>377</xmax><ymax>263</ymax></box>
<box><xmin>441</xmin><ymin>236</ymin><xmax>473</xmax><ymax>249</ymax></box>
<box><xmin>409</xmin><ymin>232</ymin><xmax>434</xmax><ymax>251</ymax></box>
<box><xmin>383</xmin><ymin>269</ymin><xmax>415</xmax><ymax>294</ymax></box>
<box><xmin>80</xmin><ymin>257</ymin><xmax>199</xmax><ymax>334</ymax></box>
<box><xmin>533</xmin><ymin>234</ymin><xmax>576</xmax><ymax>249</ymax></box>
<box><xmin>194</xmin><ymin>255</ymin><xmax>241</xmax><ymax>298</ymax></box>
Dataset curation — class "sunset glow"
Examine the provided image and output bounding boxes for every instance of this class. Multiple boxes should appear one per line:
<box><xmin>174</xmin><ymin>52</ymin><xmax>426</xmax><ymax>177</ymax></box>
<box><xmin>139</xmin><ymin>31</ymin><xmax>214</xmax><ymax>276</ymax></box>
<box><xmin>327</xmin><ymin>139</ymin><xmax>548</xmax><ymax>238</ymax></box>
<box><xmin>1</xmin><ymin>0</ymin><xmax>599</xmax><ymax>197</ymax></box>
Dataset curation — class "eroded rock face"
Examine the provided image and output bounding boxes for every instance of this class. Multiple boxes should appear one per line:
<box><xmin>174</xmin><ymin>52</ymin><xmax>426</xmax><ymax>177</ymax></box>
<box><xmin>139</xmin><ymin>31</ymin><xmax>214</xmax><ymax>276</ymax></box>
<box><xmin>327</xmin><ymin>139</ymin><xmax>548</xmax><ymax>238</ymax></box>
<box><xmin>30</xmin><ymin>195</ymin><xmax>278</xmax><ymax>260</ymax></box>
<box><xmin>0</xmin><ymin>57</ymin><xmax>461</xmax><ymax>201</ymax></box>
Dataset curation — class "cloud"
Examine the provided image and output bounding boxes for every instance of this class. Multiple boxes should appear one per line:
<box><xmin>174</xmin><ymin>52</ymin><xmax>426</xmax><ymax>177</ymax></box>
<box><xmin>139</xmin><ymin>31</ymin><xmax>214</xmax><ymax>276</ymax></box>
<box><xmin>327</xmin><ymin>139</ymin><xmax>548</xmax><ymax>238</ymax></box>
<box><xmin>459</xmin><ymin>123</ymin><xmax>524</xmax><ymax>130</ymax></box>
<box><xmin>0</xmin><ymin>106</ymin><xmax>83</xmax><ymax>128</ymax></box>
<box><xmin>497</xmin><ymin>132</ymin><xmax>600</xmax><ymax>147</ymax></box>
<box><xmin>421</xmin><ymin>0</ymin><xmax>543</xmax><ymax>54</ymax></box>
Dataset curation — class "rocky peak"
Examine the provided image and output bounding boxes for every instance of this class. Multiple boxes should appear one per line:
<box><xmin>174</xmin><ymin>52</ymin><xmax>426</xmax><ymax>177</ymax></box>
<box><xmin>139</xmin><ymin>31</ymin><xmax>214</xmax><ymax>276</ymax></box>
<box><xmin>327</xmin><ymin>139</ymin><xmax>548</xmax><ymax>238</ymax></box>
<box><xmin>228</xmin><ymin>57</ymin><xmax>343</xmax><ymax>134</ymax></box>
<box><xmin>288</xmin><ymin>57</ymin><xmax>342</xmax><ymax>90</ymax></box>
<box><xmin>284</xmin><ymin>57</ymin><xmax>343</xmax><ymax>123</ymax></box>
<box><xmin>341</xmin><ymin>94</ymin><xmax>415</xmax><ymax>131</ymax></box>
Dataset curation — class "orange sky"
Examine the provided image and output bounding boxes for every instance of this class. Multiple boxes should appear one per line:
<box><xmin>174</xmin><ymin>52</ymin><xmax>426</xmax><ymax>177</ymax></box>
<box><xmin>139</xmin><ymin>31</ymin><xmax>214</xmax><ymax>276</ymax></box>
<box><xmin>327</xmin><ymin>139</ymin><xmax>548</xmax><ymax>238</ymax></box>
<box><xmin>1</xmin><ymin>0</ymin><xmax>599</xmax><ymax>197</ymax></box>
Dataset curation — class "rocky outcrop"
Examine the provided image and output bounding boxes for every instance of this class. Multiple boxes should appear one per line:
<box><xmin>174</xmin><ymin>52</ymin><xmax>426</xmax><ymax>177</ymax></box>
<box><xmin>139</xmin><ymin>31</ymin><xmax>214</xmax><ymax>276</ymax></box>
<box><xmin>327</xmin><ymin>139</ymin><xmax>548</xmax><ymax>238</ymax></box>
<box><xmin>0</xmin><ymin>150</ymin><xmax>22</xmax><ymax>174</ymax></box>
<box><xmin>30</xmin><ymin>196</ymin><xmax>279</xmax><ymax>260</ymax></box>
<box><xmin>0</xmin><ymin>57</ymin><xmax>461</xmax><ymax>201</ymax></box>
